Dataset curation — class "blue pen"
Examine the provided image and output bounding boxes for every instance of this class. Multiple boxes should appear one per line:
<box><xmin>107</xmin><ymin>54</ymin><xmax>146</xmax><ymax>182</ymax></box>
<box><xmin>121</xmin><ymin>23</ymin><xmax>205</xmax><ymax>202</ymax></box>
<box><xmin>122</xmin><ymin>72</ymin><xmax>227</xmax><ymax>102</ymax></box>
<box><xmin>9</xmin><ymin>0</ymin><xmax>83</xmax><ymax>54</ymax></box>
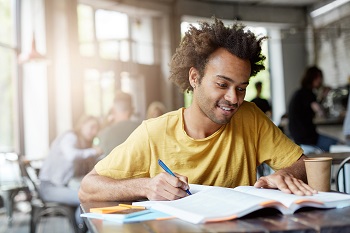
<box><xmin>158</xmin><ymin>159</ymin><xmax>192</xmax><ymax>195</ymax></box>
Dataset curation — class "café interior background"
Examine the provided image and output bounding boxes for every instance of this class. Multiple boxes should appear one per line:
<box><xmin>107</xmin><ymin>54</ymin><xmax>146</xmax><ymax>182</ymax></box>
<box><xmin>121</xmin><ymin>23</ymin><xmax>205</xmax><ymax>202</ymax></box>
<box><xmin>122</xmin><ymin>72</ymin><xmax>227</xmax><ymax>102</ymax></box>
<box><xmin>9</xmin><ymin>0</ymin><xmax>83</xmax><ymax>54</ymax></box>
<box><xmin>1</xmin><ymin>0</ymin><xmax>350</xmax><ymax>160</ymax></box>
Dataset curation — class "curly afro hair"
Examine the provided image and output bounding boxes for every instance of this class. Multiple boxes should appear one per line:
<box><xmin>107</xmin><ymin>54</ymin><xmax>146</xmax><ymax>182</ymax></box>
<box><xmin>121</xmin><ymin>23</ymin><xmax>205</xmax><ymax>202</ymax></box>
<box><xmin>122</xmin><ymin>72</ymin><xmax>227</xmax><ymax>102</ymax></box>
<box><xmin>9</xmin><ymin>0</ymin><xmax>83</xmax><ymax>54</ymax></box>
<box><xmin>169</xmin><ymin>17</ymin><xmax>267</xmax><ymax>93</ymax></box>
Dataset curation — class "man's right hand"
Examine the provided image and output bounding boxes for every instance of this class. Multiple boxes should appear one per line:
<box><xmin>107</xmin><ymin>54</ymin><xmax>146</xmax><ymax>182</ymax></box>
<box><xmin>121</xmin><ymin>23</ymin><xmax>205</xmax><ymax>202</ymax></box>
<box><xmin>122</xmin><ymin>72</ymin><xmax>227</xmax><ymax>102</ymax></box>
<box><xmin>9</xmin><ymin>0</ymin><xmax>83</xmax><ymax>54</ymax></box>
<box><xmin>145</xmin><ymin>172</ymin><xmax>189</xmax><ymax>201</ymax></box>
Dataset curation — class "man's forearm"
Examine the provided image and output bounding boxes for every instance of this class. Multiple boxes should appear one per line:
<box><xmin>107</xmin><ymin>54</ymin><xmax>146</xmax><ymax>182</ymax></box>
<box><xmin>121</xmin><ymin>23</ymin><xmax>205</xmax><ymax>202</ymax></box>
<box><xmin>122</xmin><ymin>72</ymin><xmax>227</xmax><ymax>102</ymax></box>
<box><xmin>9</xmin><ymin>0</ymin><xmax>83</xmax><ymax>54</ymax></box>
<box><xmin>78</xmin><ymin>169</ymin><xmax>149</xmax><ymax>203</ymax></box>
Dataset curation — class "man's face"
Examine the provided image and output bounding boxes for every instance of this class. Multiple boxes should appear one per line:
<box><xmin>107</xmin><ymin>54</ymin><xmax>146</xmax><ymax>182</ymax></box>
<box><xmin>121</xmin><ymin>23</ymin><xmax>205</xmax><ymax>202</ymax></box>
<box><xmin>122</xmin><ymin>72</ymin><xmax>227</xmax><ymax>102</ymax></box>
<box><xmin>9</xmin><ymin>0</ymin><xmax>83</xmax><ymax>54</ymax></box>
<box><xmin>191</xmin><ymin>48</ymin><xmax>251</xmax><ymax>125</ymax></box>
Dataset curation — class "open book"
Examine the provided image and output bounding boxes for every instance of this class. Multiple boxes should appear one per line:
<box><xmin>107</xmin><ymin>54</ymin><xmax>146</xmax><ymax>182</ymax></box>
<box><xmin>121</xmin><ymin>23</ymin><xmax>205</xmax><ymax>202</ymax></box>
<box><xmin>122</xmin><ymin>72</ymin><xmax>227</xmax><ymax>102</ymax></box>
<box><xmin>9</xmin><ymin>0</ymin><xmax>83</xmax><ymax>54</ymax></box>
<box><xmin>133</xmin><ymin>184</ymin><xmax>350</xmax><ymax>224</ymax></box>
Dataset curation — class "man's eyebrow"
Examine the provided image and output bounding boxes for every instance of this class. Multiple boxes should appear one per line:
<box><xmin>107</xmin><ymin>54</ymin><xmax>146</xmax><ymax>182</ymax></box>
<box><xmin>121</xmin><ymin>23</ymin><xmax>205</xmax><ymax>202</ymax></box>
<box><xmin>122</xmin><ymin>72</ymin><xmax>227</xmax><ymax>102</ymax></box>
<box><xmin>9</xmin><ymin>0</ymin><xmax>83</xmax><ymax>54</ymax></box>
<box><xmin>216</xmin><ymin>75</ymin><xmax>249</xmax><ymax>85</ymax></box>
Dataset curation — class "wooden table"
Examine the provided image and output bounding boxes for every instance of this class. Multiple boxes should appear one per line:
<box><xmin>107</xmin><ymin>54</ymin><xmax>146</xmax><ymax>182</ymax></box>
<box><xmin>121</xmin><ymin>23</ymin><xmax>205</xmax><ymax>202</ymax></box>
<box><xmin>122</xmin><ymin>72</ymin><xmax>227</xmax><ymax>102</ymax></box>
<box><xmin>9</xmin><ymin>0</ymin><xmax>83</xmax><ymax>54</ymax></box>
<box><xmin>81</xmin><ymin>201</ymin><xmax>350</xmax><ymax>233</ymax></box>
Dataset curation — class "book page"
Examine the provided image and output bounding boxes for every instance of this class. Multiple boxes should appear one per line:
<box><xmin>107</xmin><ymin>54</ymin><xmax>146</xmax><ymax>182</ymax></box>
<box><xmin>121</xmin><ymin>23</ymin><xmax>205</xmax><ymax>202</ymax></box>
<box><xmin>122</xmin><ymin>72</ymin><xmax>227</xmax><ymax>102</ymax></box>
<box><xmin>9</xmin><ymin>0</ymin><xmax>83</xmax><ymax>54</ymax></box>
<box><xmin>150</xmin><ymin>186</ymin><xmax>286</xmax><ymax>224</ymax></box>
<box><xmin>234</xmin><ymin>186</ymin><xmax>350</xmax><ymax>211</ymax></box>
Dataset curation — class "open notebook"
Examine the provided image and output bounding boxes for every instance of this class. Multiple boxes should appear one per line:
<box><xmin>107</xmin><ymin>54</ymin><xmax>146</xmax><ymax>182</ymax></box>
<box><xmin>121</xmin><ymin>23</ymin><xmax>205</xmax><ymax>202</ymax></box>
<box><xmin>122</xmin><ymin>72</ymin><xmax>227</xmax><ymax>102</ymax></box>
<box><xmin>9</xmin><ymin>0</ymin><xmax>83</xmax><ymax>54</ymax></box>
<box><xmin>133</xmin><ymin>184</ymin><xmax>350</xmax><ymax>224</ymax></box>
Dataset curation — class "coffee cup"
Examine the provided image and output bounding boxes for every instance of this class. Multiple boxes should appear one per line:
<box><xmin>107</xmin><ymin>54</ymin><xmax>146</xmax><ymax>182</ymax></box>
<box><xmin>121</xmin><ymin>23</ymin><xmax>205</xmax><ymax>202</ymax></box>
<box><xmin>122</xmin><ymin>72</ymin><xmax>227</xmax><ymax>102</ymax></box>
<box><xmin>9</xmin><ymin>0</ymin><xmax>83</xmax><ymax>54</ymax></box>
<box><xmin>304</xmin><ymin>157</ymin><xmax>332</xmax><ymax>192</ymax></box>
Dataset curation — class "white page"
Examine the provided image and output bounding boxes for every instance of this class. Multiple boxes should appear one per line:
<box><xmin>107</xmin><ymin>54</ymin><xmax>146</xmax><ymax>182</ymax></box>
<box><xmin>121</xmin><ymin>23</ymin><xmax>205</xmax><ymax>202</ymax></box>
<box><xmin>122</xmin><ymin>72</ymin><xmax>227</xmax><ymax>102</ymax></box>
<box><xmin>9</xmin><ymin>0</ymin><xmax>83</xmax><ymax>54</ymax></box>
<box><xmin>234</xmin><ymin>186</ymin><xmax>350</xmax><ymax>210</ymax></box>
<box><xmin>151</xmin><ymin>186</ymin><xmax>285</xmax><ymax>224</ymax></box>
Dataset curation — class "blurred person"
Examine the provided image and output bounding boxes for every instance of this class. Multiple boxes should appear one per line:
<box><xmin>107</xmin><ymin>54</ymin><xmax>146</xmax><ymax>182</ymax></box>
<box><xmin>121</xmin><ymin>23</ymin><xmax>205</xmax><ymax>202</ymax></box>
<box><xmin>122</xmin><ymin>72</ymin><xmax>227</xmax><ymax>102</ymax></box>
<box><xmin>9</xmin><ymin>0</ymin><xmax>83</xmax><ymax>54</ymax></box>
<box><xmin>97</xmin><ymin>91</ymin><xmax>140</xmax><ymax>156</ymax></box>
<box><xmin>39</xmin><ymin>115</ymin><xmax>103</xmax><ymax>231</ymax></box>
<box><xmin>288</xmin><ymin>66</ymin><xmax>338</xmax><ymax>152</ymax></box>
<box><xmin>146</xmin><ymin>101</ymin><xmax>167</xmax><ymax>119</ymax></box>
<box><xmin>250</xmin><ymin>81</ymin><xmax>272</xmax><ymax>118</ymax></box>
<box><xmin>79</xmin><ymin>18</ymin><xmax>316</xmax><ymax>204</ymax></box>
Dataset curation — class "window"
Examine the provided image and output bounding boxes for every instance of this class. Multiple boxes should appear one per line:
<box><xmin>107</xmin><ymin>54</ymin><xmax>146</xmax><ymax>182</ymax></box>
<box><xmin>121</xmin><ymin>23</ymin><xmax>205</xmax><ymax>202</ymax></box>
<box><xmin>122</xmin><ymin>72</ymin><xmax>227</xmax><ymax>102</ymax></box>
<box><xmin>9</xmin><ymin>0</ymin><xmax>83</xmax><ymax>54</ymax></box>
<box><xmin>244</xmin><ymin>27</ymin><xmax>270</xmax><ymax>102</ymax></box>
<box><xmin>96</xmin><ymin>9</ymin><xmax>129</xmax><ymax>61</ymax></box>
<box><xmin>131</xmin><ymin>17</ymin><xmax>154</xmax><ymax>65</ymax></box>
<box><xmin>83</xmin><ymin>69</ymin><xmax>115</xmax><ymax>117</ymax></box>
<box><xmin>0</xmin><ymin>0</ymin><xmax>18</xmax><ymax>152</ymax></box>
<box><xmin>77</xmin><ymin>4</ymin><xmax>95</xmax><ymax>57</ymax></box>
<box><xmin>77</xmin><ymin>3</ymin><xmax>157</xmax><ymax>120</ymax></box>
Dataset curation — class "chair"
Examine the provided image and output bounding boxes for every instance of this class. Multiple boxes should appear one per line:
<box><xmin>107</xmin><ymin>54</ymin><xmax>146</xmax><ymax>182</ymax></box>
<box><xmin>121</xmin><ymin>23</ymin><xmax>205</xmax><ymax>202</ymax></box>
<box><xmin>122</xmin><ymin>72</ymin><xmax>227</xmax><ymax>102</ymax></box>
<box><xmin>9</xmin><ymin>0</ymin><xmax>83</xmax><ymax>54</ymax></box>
<box><xmin>256</xmin><ymin>163</ymin><xmax>273</xmax><ymax>178</ymax></box>
<box><xmin>18</xmin><ymin>156</ymin><xmax>79</xmax><ymax>233</ymax></box>
<box><xmin>0</xmin><ymin>152</ymin><xmax>29</xmax><ymax>226</ymax></box>
<box><xmin>335</xmin><ymin>156</ymin><xmax>350</xmax><ymax>193</ymax></box>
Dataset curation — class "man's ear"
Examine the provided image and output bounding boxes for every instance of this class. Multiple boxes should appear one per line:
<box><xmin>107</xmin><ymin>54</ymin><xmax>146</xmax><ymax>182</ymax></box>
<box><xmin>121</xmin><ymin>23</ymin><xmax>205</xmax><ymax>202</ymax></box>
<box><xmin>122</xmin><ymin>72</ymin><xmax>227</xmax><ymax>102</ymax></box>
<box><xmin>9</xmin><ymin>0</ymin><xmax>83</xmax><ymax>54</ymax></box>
<box><xmin>189</xmin><ymin>67</ymin><xmax>199</xmax><ymax>89</ymax></box>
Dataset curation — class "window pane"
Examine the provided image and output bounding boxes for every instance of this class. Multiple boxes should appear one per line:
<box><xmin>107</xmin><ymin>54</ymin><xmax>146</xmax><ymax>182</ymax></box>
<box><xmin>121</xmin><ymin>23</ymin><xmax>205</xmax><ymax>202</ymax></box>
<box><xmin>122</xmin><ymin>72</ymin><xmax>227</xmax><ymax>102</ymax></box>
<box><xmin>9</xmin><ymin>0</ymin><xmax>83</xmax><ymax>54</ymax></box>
<box><xmin>0</xmin><ymin>0</ymin><xmax>16</xmax><ymax>46</ymax></box>
<box><xmin>95</xmin><ymin>10</ymin><xmax>128</xmax><ymax>40</ymax></box>
<box><xmin>100</xmin><ymin>71</ymin><xmax>115</xmax><ymax>115</ymax></box>
<box><xmin>80</xmin><ymin>42</ymin><xmax>95</xmax><ymax>57</ymax></box>
<box><xmin>84</xmin><ymin>69</ymin><xmax>115</xmax><ymax>117</ymax></box>
<box><xmin>244</xmin><ymin>27</ymin><xmax>270</xmax><ymax>102</ymax></box>
<box><xmin>120</xmin><ymin>40</ymin><xmax>129</xmax><ymax>62</ymax></box>
<box><xmin>0</xmin><ymin>47</ymin><xmax>16</xmax><ymax>151</ymax></box>
<box><xmin>77</xmin><ymin>4</ymin><xmax>95</xmax><ymax>56</ymax></box>
<box><xmin>84</xmin><ymin>69</ymin><xmax>101</xmax><ymax>116</ymax></box>
<box><xmin>99</xmin><ymin>41</ymin><xmax>119</xmax><ymax>60</ymax></box>
<box><xmin>131</xmin><ymin>17</ymin><xmax>154</xmax><ymax>65</ymax></box>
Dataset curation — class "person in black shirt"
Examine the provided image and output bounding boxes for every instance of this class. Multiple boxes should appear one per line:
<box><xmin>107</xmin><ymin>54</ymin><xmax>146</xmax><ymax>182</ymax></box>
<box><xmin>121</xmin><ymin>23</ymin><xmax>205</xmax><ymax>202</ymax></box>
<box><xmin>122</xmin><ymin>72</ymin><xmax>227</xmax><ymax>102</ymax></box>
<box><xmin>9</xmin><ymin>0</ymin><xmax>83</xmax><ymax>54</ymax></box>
<box><xmin>251</xmin><ymin>81</ymin><xmax>272</xmax><ymax>119</ymax></box>
<box><xmin>288</xmin><ymin>66</ymin><xmax>338</xmax><ymax>152</ymax></box>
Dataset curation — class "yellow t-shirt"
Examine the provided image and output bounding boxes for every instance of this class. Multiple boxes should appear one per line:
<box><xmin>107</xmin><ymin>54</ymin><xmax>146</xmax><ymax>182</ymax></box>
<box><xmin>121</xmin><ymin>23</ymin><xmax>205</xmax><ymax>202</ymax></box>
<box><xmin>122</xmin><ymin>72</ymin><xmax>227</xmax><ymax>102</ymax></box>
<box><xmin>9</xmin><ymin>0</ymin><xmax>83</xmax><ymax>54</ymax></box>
<box><xmin>95</xmin><ymin>101</ymin><xmax>303</xmax><ymax>187</ymax></box>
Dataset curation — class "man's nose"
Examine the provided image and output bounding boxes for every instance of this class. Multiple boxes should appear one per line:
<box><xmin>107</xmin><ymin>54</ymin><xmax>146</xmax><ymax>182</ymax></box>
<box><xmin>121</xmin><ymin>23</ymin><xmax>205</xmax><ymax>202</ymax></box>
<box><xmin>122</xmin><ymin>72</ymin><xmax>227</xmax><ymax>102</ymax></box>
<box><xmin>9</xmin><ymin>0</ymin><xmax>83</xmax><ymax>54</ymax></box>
<box><xmin>224</xmin><ymin>88</ymin><xmax>238</xmax><ymax>104</ymax></box>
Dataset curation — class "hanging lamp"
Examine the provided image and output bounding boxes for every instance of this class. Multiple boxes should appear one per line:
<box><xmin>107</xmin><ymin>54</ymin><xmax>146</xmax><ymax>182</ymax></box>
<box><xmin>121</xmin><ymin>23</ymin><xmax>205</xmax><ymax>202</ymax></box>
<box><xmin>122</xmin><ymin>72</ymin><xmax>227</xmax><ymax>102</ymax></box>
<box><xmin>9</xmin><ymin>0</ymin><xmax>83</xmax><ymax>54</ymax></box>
<box><xmin>18</xmin><ymin>0</ymin><xmax>48</xmax><ymax>64</ymax></box>
<box><xmin>18</xmin><ymin>32</ymin><xmax>47</xmax><ymax>64</ymax></box>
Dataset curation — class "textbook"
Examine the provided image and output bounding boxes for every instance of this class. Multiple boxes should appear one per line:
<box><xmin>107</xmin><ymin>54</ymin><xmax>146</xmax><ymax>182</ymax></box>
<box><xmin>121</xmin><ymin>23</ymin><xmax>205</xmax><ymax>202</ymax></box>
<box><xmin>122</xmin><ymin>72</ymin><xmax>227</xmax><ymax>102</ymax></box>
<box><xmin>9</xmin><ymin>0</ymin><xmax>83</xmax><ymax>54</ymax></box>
<box><xmin>133</xmin><ymin>184</ymin><xmax>350</xmax><ymax>224</ymax></box>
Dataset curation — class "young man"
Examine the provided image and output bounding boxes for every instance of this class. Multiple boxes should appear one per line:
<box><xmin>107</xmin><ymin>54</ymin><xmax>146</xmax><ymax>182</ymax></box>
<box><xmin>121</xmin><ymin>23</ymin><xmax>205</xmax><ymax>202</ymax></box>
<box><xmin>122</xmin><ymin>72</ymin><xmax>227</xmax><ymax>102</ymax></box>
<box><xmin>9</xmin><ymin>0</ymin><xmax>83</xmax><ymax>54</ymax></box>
<box><xmin>79</xmin><ymin>18</ymin><xmax>315</xmax><ymax>203</ymax></box>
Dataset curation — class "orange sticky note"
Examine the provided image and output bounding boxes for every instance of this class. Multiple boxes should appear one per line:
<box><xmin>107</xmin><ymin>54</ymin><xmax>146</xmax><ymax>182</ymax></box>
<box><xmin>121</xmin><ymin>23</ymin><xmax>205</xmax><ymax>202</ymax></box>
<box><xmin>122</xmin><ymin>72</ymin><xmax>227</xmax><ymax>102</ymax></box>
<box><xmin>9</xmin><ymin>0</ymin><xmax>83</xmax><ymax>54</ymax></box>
<box><xmin>118</xmin><ymin>204</ymin><xmax>146</xmax><ymax>209</ymax></box>
<box><xmin>90</xmin><ymin>206</ymin><xmax>128</xmax><ymax>214</ymax></box>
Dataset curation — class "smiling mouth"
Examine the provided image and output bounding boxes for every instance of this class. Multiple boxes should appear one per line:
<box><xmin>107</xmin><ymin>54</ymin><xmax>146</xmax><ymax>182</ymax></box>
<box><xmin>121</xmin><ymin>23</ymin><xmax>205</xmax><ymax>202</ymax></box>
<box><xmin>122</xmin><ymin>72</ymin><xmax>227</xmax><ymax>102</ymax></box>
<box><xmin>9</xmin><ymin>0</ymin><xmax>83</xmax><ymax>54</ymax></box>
<box><xmin>220</xmin><ymin>106</ymin><xmax>232</xmax><ymax>111</ymax></box>
<box><xmin>218</xmin><ymin>105</ymin><xmax>236</xmax><ymax>112</ymax></box>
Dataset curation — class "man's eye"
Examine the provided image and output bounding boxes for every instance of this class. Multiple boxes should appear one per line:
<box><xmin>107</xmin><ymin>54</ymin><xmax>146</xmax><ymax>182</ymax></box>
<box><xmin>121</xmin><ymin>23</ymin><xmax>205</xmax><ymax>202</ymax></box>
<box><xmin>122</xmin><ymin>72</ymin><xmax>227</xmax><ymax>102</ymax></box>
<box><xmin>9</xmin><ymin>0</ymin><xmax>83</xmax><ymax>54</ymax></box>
<box><xmin>237</xmin><ymin>87</ymin><xmax>246</xmax><ymax>92</ymax></box>
<box><xmin>217</xmin><ymin>83</ymin><xmax>227</xmax><ymax>88</ymax></box>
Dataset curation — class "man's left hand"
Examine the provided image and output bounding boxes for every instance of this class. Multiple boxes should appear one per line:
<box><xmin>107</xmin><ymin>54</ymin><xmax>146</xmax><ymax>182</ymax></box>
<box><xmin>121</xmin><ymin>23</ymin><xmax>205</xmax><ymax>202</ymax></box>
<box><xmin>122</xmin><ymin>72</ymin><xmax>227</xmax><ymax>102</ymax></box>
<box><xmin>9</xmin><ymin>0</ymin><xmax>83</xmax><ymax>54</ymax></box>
<box><xmin>254</xmin><ymin>171</ymin><xmax>317</xmax><ymax>196</ymax></box>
